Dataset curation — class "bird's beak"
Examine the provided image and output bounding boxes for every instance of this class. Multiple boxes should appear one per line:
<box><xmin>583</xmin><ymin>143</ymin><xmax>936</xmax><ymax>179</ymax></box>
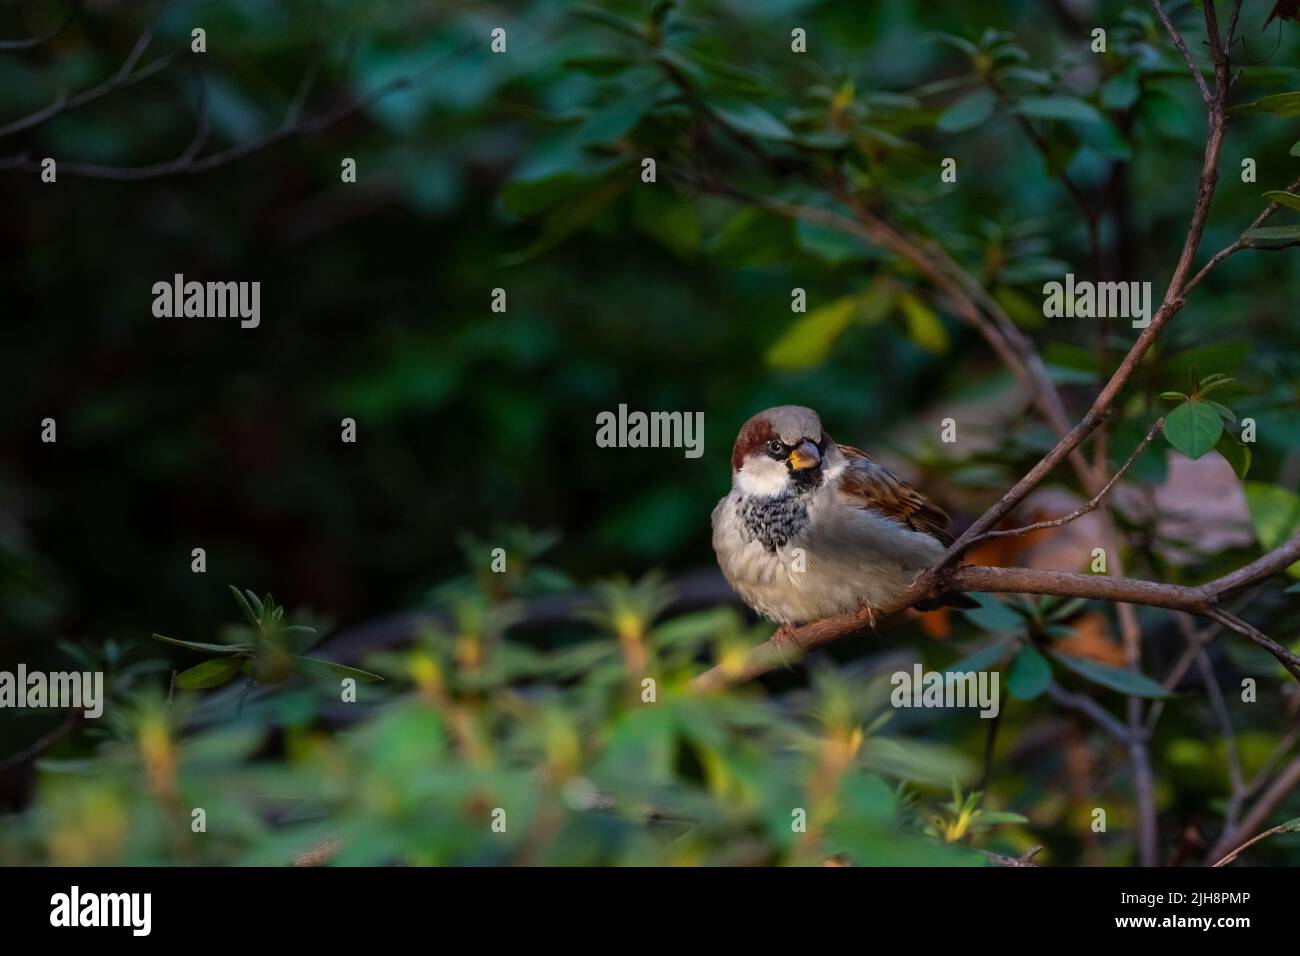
<box><xmin>788</xmin><ymin>441</ymin><xmax>821</xmax><ymax>471</ymax></box>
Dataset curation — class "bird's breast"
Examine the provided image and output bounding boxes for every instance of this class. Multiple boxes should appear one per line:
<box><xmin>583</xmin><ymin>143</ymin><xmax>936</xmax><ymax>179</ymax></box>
<box><xmin>735</xmin><ymin>490</ymin><xmax>811</xmax><ymax>552</ymax></box>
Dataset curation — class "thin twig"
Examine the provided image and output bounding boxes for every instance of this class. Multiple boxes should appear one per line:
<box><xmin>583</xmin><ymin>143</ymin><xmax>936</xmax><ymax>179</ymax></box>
<box><xmin>971</xmin><ymin>418</ymin><xmax>1163</xmax><ymax>545</ymax></box>
<box><xmin>0</xmin><ymin>0</ymin><xmax>178</xmax><ymax>140</ymax></box>
<box><xmin>0</xmin><ymin>0</ymin><xmax>84</xmax><ymax>51</ymax></box>
<box><xmin>1152</xmin><ymin>0</ymin><xmax>1213</xmax><ymax>106</ymax></box>
<box><xmin>0</xmin><ymin>38</ymin><xmax>477</xmax><ymax>180</ymax></box>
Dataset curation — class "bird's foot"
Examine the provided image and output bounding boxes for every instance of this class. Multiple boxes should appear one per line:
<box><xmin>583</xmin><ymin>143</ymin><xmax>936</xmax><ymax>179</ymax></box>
<box><xmin>771</xmin><ymin>622</ymin><xmax>797</xmax><ymax>644</ymax></box>
<box><xmin>860</xmin><ymin>603</ymin><xmax>880</xmax><ymax>631</ymax></box>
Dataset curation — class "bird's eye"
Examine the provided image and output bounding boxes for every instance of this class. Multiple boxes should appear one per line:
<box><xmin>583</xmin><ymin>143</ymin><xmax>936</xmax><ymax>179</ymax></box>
<box><xmin>767</xmin><ymin>439</ymin><xmax>785</xmax><ymax>457</ymax></box>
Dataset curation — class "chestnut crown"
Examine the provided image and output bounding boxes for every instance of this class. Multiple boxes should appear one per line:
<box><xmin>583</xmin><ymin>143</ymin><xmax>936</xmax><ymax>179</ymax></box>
<box><xmin>730</xmin><ymin>405</ymin><xmax>827</xmax><ymax>471</ymax></box>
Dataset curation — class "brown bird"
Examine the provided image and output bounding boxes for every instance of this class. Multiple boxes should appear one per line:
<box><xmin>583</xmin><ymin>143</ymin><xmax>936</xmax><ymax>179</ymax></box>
<box><xmin>711</xmin><ymin>405</ymin><xmax>973</xmax><ymax>640</ymax></box>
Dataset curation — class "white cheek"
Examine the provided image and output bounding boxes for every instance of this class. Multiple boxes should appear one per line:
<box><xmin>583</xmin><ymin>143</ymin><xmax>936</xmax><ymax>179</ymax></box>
<box><xmin>734</xmin><ymin>456</ymin><xmax>789</xmax><ymax>496</ymax></box>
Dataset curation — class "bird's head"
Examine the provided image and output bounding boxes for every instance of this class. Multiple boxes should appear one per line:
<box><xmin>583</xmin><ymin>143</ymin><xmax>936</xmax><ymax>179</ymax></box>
<box><xmin>729</xmin><ymin>405</ymin><xmax>833</xmax><ymax>496</ymax></box>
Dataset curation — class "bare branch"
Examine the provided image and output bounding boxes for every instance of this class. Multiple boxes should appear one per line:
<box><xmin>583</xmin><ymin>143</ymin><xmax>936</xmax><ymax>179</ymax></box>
<box><xmin>692</xmin><ymin>530</ymin><xmax>1300</xmax><ymax>691</ymax></box>
<box><xmin>1195</xmin><ymin>646</ymin><xmax>1246</xmax><ymax>828</ymax></box>
<box><xmin>0</xmin><ymin>16</ymin><xmax>181</xmax><ymax>141</ymax></box>
<box><xmin>1206</xmin><ymin>609</ymin><xmax>1300</xmax><ymax>682</ymax></box>
<box><xmin>1185</xmin><ymin>173</ymin><xmax>1300</xmax><ymax>293</ymax></box>
<box><xmin>1208</xmin><ymin>754</ymin><xmax>1300</xmax><ymax>864</ymax></box>
<box><xmin>1151</xmin><ymin>0</ymin><xmax>1213</xmax><ymax>106</ymax></box>
<box><xmin>1212</xmin><ymin>817</ymin><xmax>1300</xmax><ymax>867</ymax></box>
<box><xmin>0</xmin><ymin>0</ymin><xmax>84</xmax><ymax>51</ymax></box>
<box><xmin>971</xmin><ymin>417</ymin><xmax>1163</xmax><ymax>545</ymax></box>
<box><xmin>1046</xmin><ymin>683</ymin><xmax>1131</xmax><ymax>744</ymax></box>
<box><xmin>0</xmin><ymin>40</ymin><xmax>477</xmax><ymax>181</ymax></box>
<box><xmin>928</xmin><ymin>8</ymin><xmax>1231</xmax><ymax>576</ymax></box>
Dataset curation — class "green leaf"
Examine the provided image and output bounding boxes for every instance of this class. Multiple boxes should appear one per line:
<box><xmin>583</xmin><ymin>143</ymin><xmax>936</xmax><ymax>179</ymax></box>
<box><xmin>502</xmin><ymin>177</ymin><xmax>627</xmax><ymax>265</ymax></box>
<box><xmin>1162</xmin><ymin>341</ymin><xmax>1250</xmax><ymax>387</ymax></box>
<box><xmin>1263</xmin><ymin>190</ymin><xmax>1300</xmax><ymax>213</ymax></box>
<box><xmin>794</xmin><ymin>216</ymin><xmax>884</xmax><ymax>264</ymax></box>
<box><xmin>897</xmin><ymin>292</ymin><xmax>949</xmax><ymax>353</ymax></box>
<box><xmin>973</xmin><ymin>811</ymin><xmax>1029</xmax><ymax>826</ymax></box>
<box><xmin>631</xmin><ymin>188</ymin><xmax>700</xmax><ymax>258</ymax></box>
<box><xmin>766</xmin><ymin>297</ymin><xmax>858</xmax><ymax>369</ymax></box>
<box><xmin>1014</xmin><ymin>95</ymin><xmax>1103</xmax><ymax>124</ymax></box>
<box><xmin>229</xmin><ymin>585</ymin><xmax>258</xmax><ymax>627</ymax></box>
<box><xmin>243</xmin><ymin>590</ymin><xmax>265</xmax><ymax>621</ymax></box>
<box><xmin>1215</xmin><ymin>431</ymin><xmax>1252</xmax><ymax>479</ymax></box>
<box><xmin>1007</xmin><ymin>645</ymin><xmax>1052</xmax><ymax>701</ymax></box>
<box><xmin>1101</xmin><ymin>63</ymin><xmax>1142</xmax><ymax>110</ymax></box>
<box><xmin>650</xmin><ymin>0</ymin><xmax>674</xmax><ymax>27</ymax></box>
<box><xmin>1205</xmin><ymin>400</ymin><xmax>1236</xmax><ymax>422</ymax></box>
<box><xmin>1242</xmin><ymin>483</ymin><xmax>1300</xmax><ymax>577</ymax></box>
<box><xmin>945</xmin><ymin>638</ymin><xmax>1014</xmax><ymax>674</ymax></box>
<box><xmin>766</xmin><ymin>283</ymin><xmax>894</xmax><ymax>369</ymax></box>
<box><xmin>1246</xmin><ymin>224</ymin><xmax>1300</xmax><ymax>247</ymax></box>
<box><xmin>1232</xmin><ymin>92</ymin><xmax>1300</xmax><ymax>117</ymax></box>
<box><xmin>569</xmin><ymin>4</ymin><xmax>644</xmax><ymax>38</ymax></box>
<box><xmin>1048</xmin><ymin>652</ymin><xmax>1173</xmax><ymax>698</ymax></box>
<box><xmin>576</xmin><ymin>87</ymin><xmax>659</xmax><ymax>146</ymax></box>
<box><xmin>561</xmin><ymin>55</ymin><xmax>635</xmax><ymax>76</ymax></box>
<box><xmin>152</xmin><ymin>633</ymin><xmax>256</xmax><ymax>656</ymax></box>
<box><xmin>175</xmin><ymin>657</ymin><xmax>246</xmax><ymax>689</ymax></box>
<box><xmin>960</xmin><ymin>593</ymin><xmax>1024</xmax><ymax>634</ymax></box>
<box><xmin>1292</xmin><ymin>139</ymin><xmax>1300</xmax><ymax>157</ymax></box>
<box><xmin>1159</xmin><ymin>391</ymin><xmax>1188</xmax><ymax>401</ymax></box>
<box><xmin>291</xmin><ymin>657</ymin><xmax>385</xmax><ymax>683</ymax></box>
<box><xmin>1163</xmin><ymin>401</ymin><xmax>1223</xmax><ymax>460</ymax></box>
<box><xmin>937</xmin><ymin>89</ymin><xmax>996</xmax><ymax>132</ymax></box>
<box><xmin>710</xmin><ymin>101</ymin><xmax>794</xmax><ymax>142</ymax></box>
<box><xmin>1073</xmin><ymin>115</ymin><xmax>1132</xmax><ymax>160</ymax></box>
<box><xmin>924</xmin><ymin>32</ymin><xmax>978</xmax><ymax>56</ymax></box>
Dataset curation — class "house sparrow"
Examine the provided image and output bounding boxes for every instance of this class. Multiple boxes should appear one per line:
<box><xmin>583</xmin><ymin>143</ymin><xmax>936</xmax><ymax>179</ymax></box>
<box><xmin>712</xmin><ymin>405</ymin><xmax>972</xmax><ymax>637</ymax></box>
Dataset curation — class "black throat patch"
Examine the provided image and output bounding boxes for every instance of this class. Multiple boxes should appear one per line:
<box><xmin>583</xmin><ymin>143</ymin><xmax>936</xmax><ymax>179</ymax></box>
<box><xmin>737</xmin><ymin>489</ymin><xmax>812</xmax><ymax>552</ymax></box>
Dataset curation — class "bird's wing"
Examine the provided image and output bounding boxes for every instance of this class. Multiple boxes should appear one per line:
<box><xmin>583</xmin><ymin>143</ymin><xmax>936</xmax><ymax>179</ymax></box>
<box><xmin>835</xmin><ymin>446</ymin><xmax>954</xmax><ymax>546</ymax></box>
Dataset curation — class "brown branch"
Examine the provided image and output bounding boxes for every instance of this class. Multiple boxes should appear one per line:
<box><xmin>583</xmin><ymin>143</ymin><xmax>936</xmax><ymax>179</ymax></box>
<box><xmin>1046</xmin><ymin>682</ymin><xmax>1131</xmax><ymax>744</ymax></box>
<box><xmin>1184</xmin><ymin>173</ymin><xmax>1300</xmax><ymax>293</ymax></box>
<box><xmin>973</xmin><ymin>845</ymin><xmax>1043</xmax><ymax>867</ymax></box>
<box><xmin>1152</xmin><ymin>0</ymin><xmax>1213</xmax><ymax>106</ymax></box>
<box><xmin>0</xmin><ymin>5</ymin><xmax>180</xmax><ymax>140</ymax></box>
<box><xmin>0</xmin><ymin>0</ymin><xmax>84</xmax><ymax>51</ymax></box>
<box><xmin>984</xmin><ymin>73</ymin><xmax>1103</xmax><ymax>280</ymax></box>
<box><xmin>1194</xmin><ymin>644</ymin><xmax>1246</xmax><ymax>829</ymax></box>
<box><xmin>1205</xmin><ymin>609</ymin><xmax>1300</xmax><ymax>682</ymax></box>
<box><xmin>692</xmin><ymin>530</ymin><xmax>1300</xmax><ymax>691</ymax></box>
<box><xmin>929</xmin><ymin>0</ymin><xmax>1230</xmax><ymax>576</ymax></box>
<box><xmin>971</xmin><ymin>417</ymin><xmax>1163</xmax><ymax>546</ymax></box>
<box><xmin>0</xmin><ymin>39</ymin><xmax>477</xmax><ymax>181</ymax></box>
<box><xmin>1212</xmin><ymin>817</ymin><xmax>1300</xmax><ymax>867</ymax></box>
<box><xmin>0</xmin><ymin>707</ymin><xmax>81</xmax><ymax>776</ymax></box>
<box><xmin>1208</xmin><ymin>754</ymin><xmax>1300</xmax><ymax>864</ymax></box>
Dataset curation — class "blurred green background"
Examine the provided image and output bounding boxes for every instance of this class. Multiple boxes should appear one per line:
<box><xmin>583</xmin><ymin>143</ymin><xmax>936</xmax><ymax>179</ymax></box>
<box><xmin>2</xmin><ymin>0</ymin><xmax>1300</xmax><ymax>865</ymax></box>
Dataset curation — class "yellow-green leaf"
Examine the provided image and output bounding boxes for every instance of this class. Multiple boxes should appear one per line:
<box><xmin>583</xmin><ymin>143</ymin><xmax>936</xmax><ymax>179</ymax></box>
<box><xmin>175</xmin><ymin>657</ymin><xmax>246</xmax><ymax>689</ymax></box>
<box><xmin>765</xmin><ymin>297</ymin><xmax>858</xmax><ymax>369</ymax></box>
<box><xmin>898</xmin><ymin>292</ymin><xmax>949</xmax><ymax>353</ymax></box>
<box><xmin>1263</xmin><ymin>190</ymin><xmax>1300</xmax><ymax>213</ymax></box>
<box><xmin>1243</xmin><ymin>482</ymin><xmax>1300</xmax><ymax>577</ymax></box>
